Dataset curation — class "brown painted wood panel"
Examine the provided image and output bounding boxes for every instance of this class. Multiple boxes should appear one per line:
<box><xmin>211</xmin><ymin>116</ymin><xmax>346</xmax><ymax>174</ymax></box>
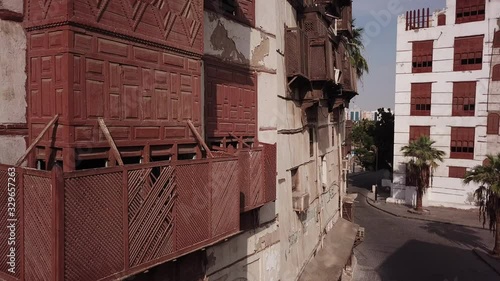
<box><xmin>454</xmin><ymin>35</ymin><xmax>484</xmax><ymax>71</ymax></box>
<box><xmin>24</xmin><ymin>0</ymin><xmax>204</xmax><ymax>55</ymax></box>
<box><xmin>487</xmin><ymin>113</ymin><xmax>500</xmax><ymax>135</ymax></box>
<box><xmin>410</xmin><ymin>83</ymin><xmax>432</xmax><ymax>116</ymax></box>
<box><xmin>452</xmin><ymin>81</ymin><xmax>476</xmax><ymax>116</ymax></box>
<box><xmin>204</xmin><ymin>62</ymin><xmax>257</xmax><ymax>139</ymax></box>
<box><xmin>455</xmin><ymin>0</ymin><xmax>485</xmax><ymax>24</ymax></box>
<box><xmin>205</xmin><ymin>0</ymin><xmax>255</xmax><ymax>27</ymax></box>
<box><xmin>450</xmin><ymin>127</ymin><xmax>475</xmax><ymax>159</ymax></box>
<box><xmin>493</xmin><ymin>65</ymin><xmax>500</xmax><ymax>81</ymax></box>
<box><xmin>412</xmin><ymin>40</ymin><xmax>433</xmax><ymax>73</ymax></box>
<box><xmin>449</xmin><ymin>166</ymin><xmax>467</xmax><ymax>178</ymax></box>
<box><xmin>26</xmin><ymin>27</ymin><xmax>202</xmax><ymax>167</ymax></box>
<box><xmin>409</xmin><ymin>126</ymin><xmax>430</xmax><ymax>142</ymax></box>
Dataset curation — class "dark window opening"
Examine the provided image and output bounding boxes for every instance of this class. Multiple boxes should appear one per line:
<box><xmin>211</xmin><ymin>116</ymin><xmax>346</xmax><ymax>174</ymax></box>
<box><xmin>37</xmin><ymin>160</ymin><xmax>47</xmax><ymax>170</ymax></box>
<box><xmin>76</xmin><ymin>159</ymin><xmax>107</xmax><ymax>170</ymax></box>
<box><xmin>309</xmin><ymin>127</ymin><xmax>315</xmax><ymax>157</ymax></box>
<box><xmin>178</xmin><ymin>153</ymin><xmax>196</xmax><ymax>160</ymax></box>
<box><xmin>122</xmin><ymin>157</ymin><xmax>141</xmax><ymax>165</ymax></box>
<box><xmin>291</xmin><ymin>168</ymin><xmax>299</xmax><ymax>192</ymax></box>
<box><xmin>221</xmin><ymin>0</ymin><xmax>237</xmax><ymax>15</ymax></box>
<box><xmin>151</xmin><ymin>155</ymin><xmax>171</xmax><ymax>162</ymax></box>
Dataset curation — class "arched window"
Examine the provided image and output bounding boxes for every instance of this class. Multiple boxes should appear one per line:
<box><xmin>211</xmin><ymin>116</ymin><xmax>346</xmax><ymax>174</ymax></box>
<box><xmin>494</xmin><ymin>30</ymin><xmax>500</xmax><ymax>48</ymax></box>
<box><xmin>493</xmin><ymin>65</ymin><xmax>500</xmax><ymax>81</ymax></box>
<box><xmin>487</xmin><ymin>113</ymin><xmax>500</xmax><ymax>134</ymax></box>
<box><xmin>438</xmin><ymin>14</ymin><xmax>446</xmax><ymax>26</ymax></box>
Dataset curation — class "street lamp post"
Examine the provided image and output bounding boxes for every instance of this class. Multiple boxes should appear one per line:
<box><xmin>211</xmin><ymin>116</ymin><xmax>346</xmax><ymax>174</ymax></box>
<box><xmin>370</xmin><ymin>145</ymin><xmax>379</xmax><ymax>201</ymax></box>
<box><xmin>370</xmin><ymin>145</ymin><xmax>378</xmax><ymax>171</ymax></box>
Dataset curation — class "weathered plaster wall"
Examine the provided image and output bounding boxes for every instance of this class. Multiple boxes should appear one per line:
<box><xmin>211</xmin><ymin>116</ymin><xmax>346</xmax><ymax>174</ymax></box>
<box><xmin>486</xmin><ymin>16</ymin><xmax>500</xmax><ymax>155</ymax></box>
<box><xmin>0</xmin><ymin>2</ymin><xmax>27</xmax><ymax>165</ymax></box>
<box><xmin>392</xmin><ymin>0</ymin><xmax>500</xmax><ymax>208</ymax></box>
<box><xmin>204</xmin><ymin>10</ymin><xmax>277</xmax><ymax>72</ymax></box>
<box><xmin>204</xmin><ymin>0</ymin><xmax>344</xmax><ymax>280</ymax></box>
<box><xmin>0</xmin><ymin>0</ymin><xmax>23</xmax><ymax>14</ymax></box>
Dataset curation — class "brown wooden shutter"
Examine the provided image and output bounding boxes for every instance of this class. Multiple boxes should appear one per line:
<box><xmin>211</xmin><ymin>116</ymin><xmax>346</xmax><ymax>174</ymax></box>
<box><xmin>438</xmin><ymin>14</ymin><xmax>446</xmax><ymax>26</ymax></box>
<box><xmin>449</xmin><ymin>167</ymin><xmax>467</xmax><ymax>178</ymax></box>
<box><xmin>409</xmin><ymin>126</ymin><xmax>430</xmax><ymax>142</ymax></box>
<box><xmin>494</xmin><ymin>31</ymin><xmax>500</xmax><ymax>48</ymax></box>
<box><xmin>493</xmin><ymin>65</ymin><xmax>500</xmax><ymax>81</ymax></box>
<box><xmin>487</xmin><ymin>113</ymin><xmax>500</xmax><ymax>135</ymax></box>
<box><xmin>452</xmin><ymin>81</ymin><xmax>476</xmax><ymax>116</ymax></box>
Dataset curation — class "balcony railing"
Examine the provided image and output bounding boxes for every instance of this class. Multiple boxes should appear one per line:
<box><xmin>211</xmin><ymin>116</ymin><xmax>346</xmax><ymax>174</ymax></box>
<box><xmin>0</xmin><ymin>144</ymin><xmax>276</xmax><ymax>281</ymax></box>
<box><xmin>406</xmin><ymin>8</ymin><xmax>431</xmax><ymax>30</ymax></box>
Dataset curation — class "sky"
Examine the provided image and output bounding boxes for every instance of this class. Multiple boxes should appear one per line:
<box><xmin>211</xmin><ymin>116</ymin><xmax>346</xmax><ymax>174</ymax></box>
<box><xmin>351</xmin><ymin>0</ymin><xmax>446</xmax><ymax>111</ymax></box>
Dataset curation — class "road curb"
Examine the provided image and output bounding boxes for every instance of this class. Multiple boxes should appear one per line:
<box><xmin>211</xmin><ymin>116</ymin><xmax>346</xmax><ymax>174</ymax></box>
<box><xmin>472</xmin><ymin>248</ymin><xmax>500</xmax><ymax>277</ymax></box>
<box><xmin>359</xmin><ymin>192</ymin><xmax>486</xmax><ymax>230</ymax></box>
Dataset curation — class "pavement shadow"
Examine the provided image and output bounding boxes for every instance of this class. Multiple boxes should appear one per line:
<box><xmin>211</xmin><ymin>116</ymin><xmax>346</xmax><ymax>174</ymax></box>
<box><xmin>420</xmin><ymin>221</ymin><xmax>491</xmax><ymax>252</ymax></box>
<box><xmin>376</xmin><ymin>239</ymin><xmax>498</xmax><ymax>281</ymax></box>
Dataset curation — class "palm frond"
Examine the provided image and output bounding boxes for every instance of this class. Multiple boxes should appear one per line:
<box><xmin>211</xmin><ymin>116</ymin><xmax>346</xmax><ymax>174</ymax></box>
<box><xmin>463</xmin><ymin>153</ymin><xmax>500</xmax><ymax>231</ymax></box>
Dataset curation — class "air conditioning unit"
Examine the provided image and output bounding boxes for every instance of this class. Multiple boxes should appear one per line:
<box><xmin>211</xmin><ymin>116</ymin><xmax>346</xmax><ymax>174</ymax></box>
<box><xmin>292</xmin><ymin>191</ymin><xmax>310</xmax><ymax>212</ymax></box>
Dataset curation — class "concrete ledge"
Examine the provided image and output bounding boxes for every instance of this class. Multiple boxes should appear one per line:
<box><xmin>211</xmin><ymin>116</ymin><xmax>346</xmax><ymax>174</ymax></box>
<box><xmin>473</xmin><ymin>248</ymin><xmax>500</xmax><ymax>277</ymax></box>
<box><xmin>298</xmin><ymin>218</ymin><xmax>359</xmax><ymax>281</ymax></box>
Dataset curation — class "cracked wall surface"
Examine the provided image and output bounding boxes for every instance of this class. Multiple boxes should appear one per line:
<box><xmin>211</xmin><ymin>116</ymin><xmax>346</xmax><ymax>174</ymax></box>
<box><xmin>204</xmin><ymin>10</ymin><xmax>276</xmax><ymax>71</ymax></box>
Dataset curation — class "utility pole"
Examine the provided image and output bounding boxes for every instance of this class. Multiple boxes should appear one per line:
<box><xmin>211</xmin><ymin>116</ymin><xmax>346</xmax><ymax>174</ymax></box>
<box><xmin>370</xmin><ymin>145</ymin><xmax>378</xmax><ymax>171</ymax></box>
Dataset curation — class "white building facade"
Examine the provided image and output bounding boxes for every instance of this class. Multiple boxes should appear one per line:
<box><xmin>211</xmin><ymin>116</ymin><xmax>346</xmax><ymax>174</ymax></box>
<box><xmin>390</xmin><ymin>0</ymin><xmax>500</xmax><ymax>209</ymax></box>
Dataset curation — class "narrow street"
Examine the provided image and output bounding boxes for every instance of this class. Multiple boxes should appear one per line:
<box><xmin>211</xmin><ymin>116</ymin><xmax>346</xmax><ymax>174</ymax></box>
<box><xmin>350</xmin><ymin>172</ymin><xmax>499</xmax><ymax>281</ymax></box>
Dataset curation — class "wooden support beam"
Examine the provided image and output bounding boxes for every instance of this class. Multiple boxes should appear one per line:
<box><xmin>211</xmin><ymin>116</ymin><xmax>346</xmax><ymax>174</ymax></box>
<box><xmin>98</xmin><ymin>118</ymin><xmax>124</xmax><ymax>166</ymax></box>
<box><xmin>229</xmin><ymin>132</ymin><xmax>251</xmax><ymax>149</ymax></box>
<box><xmin>15</xmin><ymin>114</ymin><xmax>59</xmax><ymax>166</ymax></box>
<box><xmin>187</xmin><ymin>120</ymin><xmax>214</xmax><ymax>158</ymax></box>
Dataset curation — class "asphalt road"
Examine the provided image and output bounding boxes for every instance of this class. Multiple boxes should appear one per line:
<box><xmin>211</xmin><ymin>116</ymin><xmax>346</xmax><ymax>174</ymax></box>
<box><xmin>350</xmin><ymin>172</ymin><xmax>499</xmax><ymax>281</ymax></box>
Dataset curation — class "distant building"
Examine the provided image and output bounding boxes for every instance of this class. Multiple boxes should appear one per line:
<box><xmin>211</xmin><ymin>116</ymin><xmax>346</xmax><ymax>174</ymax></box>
<box><xmin>390</xmin><ymin>0</ymin><xmax>500</xmax><ymax>209</ymax></box>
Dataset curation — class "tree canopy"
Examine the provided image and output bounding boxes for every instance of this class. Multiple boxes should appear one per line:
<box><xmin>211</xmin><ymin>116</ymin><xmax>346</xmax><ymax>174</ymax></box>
<box><xmin>349</xmin><ymin>108</ymin><xmax>394</xmax><ymax>171</ymax></box>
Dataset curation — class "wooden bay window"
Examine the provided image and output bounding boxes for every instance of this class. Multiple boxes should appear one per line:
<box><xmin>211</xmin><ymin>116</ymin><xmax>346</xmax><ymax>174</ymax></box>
<box><xmin>452</xmin><ymin>82</ymin><xmax>476</xmax><ymax>116</ymax></box>
<box><xmin>450</xmin><ymin>127</ymin><xmax>475</xmax><ymax>159</ymax></box>
<box><xmin>454</xmin><ymin>35</ymin><xmax>484</xmax><ymax>71</ymax></box>
<box><xmin>456</xmin><ymin>0</ymin><xmax>485</xmax><ymax>24</ymax></box>
<box><xmin>412</xmin><ymin>40</ymin><xmax>433</xmax><ymax>73</ymax></box>
<box><xmin>409</xmin><ymin>126</ymin><xmax>430</xmax><ymax>143</ymax></box>
<box><xmin>411</xmin><ymin>83</ymin><xmax>432</xmax><ymax>116</ymax></box>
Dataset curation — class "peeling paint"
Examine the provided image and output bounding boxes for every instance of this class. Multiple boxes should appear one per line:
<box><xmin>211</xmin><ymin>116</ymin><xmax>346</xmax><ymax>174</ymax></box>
<box><xmin>207</xmin><ymin>252</ymin><xmax>217</xmax><ymax>270</ymax></box>
<box><xmin>2</xmin><ymin>87</ymin><xmax>14</xmax><ymax>101</ymax></box>
<box><xmin>210</xmin><ymin>21</ymin><xmax>248</xmax><ymax>64</ymax></box>
<box><xmin>251</xmin><ymin>33</ymin><xmax>270</xmax><ymax>66</ymax></box>
<box><xmin>256</xmin><ymin>230</ymin><xmax>279</xmax><ymax>252</ymax></box>
<box><xmin>265</xmin><ymin>250</ymin><xmax>279</xmax><ymax>272</ymax></box>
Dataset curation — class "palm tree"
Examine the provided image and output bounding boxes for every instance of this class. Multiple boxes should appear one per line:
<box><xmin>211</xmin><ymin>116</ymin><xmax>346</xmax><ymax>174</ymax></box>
<box><xmin>342</xmin><ymin>20</ymin><xmax>369</xmax><ymax>79</ymax></box>
<box><xmin>401</xmin><ymin>136</ymin><xmax>445</xmax><ymax>212</ymax></box>
<box><xmin>463</xmin><ymin>153</ymin><xmax>500</xmax><ymax>257</ymax></box>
